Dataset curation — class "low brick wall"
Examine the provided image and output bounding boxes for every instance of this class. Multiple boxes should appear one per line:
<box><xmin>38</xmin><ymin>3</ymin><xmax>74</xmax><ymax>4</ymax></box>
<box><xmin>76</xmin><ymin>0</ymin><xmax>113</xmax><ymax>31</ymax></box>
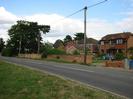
<box><xmin>47</xmin><ymin>55</ymin><xmax>92</xmax><ymax>64</ymax></box>
<box><xmin>18</xmin><ymin>54</ymin><xmax>41</xmax><ymax>59</ymax></box>
<box><xmin>105</xmin><ymin>60</ymin><xmax>124</xmax><ymax>68</ymax></box>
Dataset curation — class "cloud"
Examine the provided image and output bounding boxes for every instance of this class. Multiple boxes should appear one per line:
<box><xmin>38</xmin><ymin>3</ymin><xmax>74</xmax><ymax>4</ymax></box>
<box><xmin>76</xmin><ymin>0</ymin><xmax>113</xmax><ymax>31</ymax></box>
<box><xmin>116</xmin><ymin>12</ymin><xmax>133</xmax><ymax>32</ymax></box>
<box><xmin>0</xmin><ymin>7</ymin><xmax>17</xmax><ymax>41</ymax></box>
<box><xmin>0</xmin><ymin>6</ymin><xmax>133</xmax><ymax>43</ymax></box>
<box><xmin>0</xmin><ymin>7</ymin><xmax>17</xmax><ymax>24</ymax></box>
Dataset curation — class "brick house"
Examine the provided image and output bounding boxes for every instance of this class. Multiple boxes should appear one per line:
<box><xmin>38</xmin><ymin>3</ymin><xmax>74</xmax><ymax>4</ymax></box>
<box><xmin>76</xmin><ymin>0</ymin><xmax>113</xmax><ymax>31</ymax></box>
<box><xmin>65</xmin><ymin>38</ymin><xmax>98</xmax><ymax>54</ymax></box>
<box><xmin>76</xmin><ymin>38</ymin><xmax>98</xmax><ymax>54</ymax></box>
<box><xmin>99</xmin><ymin>32</ymin><xmax>133</xmax><ymax>57</ymax></box>
<box><xmin>65</xmin><ymin>41</ymin><xmax>77</xmax><ymax>54</ymax></box>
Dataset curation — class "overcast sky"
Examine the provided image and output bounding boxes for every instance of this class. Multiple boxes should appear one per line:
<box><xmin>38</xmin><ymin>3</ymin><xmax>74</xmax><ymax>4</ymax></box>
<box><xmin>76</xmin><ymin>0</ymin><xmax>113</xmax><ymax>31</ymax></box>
<box><xmin>0</xmin><ymin>0</ymin><xmax>133</xmax><ymax>43</ymax></box>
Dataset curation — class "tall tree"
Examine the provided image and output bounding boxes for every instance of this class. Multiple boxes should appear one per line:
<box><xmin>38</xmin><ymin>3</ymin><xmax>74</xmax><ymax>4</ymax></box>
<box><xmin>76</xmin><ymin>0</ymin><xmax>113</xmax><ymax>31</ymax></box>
<box><xmin>74</xmin><ymin>33</ymin><xmax>84</xmax><ymax>41</ymax></box>
<box><xmin>7</xmin><ymin>20</ymin><xmax>50</xmax><ymax>54</ymax></box>
<box><xmin>63</xmin><ymin>35</ymin><xmax>72</xmax><ymax>44</ymax></box>
<box><xmin>0</xmin><ymin>38</ymin><xmax>5</xmax><ymax>52</ymax></box>
<box><xmin>53</xmin><ymin>39</ymin><xmax>64</xmax><ymax>50</ymax></box>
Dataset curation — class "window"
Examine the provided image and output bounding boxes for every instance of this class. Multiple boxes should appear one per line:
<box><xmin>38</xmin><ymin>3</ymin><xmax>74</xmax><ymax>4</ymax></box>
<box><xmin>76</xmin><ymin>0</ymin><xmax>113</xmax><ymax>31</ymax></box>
<box><xmin>116</xmin><ymin>39</ymin><xmax>123</xmax><ymax>44</ymax></box>
<box><xmin>101</xmin><ymin>41</ymin><xmax>104</xmax><ymax>45</ymax></box>
<box><xmin>109</xmin><ymin>40</ymin><xmax>112</xmax><ymax>45</ymax></box>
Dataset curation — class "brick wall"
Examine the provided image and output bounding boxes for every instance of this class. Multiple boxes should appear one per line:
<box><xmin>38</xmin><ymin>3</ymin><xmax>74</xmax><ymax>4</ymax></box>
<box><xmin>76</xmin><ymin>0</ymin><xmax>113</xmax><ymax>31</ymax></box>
<box><xmin>105</xmin><ymin>60</ymin><xmax>124</xmax><ymax>68</ymax></box>
<box><xmin>18</xmin><ymin>54</ymin><xmax>41</xmax><ymax>59</ymax></box>
<box><xmin>47</xmin><ymin>55</ymin><xmax>92</xmax><ymax>64</ymax></box>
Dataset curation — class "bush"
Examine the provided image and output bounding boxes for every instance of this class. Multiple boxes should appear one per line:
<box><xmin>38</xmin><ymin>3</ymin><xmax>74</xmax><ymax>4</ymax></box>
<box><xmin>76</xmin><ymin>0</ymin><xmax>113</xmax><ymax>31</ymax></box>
<box><xmin>41</xmin><ymin>51</ymin><xmax>48</xmax><ymax>58</ymax></box>
<box><xmin>56</xmin><ymin>56</ymin><xmax>60</xmax><ymax>59</ymax></box>
<box><xmin>73</xmin><ymin>50</ymin><xmax>80</xmax><ymax>55</ymax></box>
<box><xmin>130</xmin><ymin>56</ymin><xmax>133</xmax><ymax>60</ymax></box>
<box><xmin>115</xmin><ymin>53</ymin><xmax>125</xmax><ymax>60</ymax></box>
<box><xmin>47</xmin><ymin>49</ymin><xmax>66</xmax><ymax>55</ymax></box>
<box><xmin>1</xmin><ymin>48</ymin><xmax>14</xmax><ymax>57</ymax></box>
<box><xmin>41</xmin><ymin>49</ymin><xmax>66</xmax><ymax>58</ymax></box>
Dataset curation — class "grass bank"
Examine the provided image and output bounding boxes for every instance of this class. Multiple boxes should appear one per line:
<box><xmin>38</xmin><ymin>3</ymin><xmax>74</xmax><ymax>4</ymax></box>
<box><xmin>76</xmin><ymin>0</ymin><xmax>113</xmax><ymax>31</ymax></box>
<box><xmin>0</xmin><ymin>61</ymin><xmax>124</xmax><ymax>99</ymax></box>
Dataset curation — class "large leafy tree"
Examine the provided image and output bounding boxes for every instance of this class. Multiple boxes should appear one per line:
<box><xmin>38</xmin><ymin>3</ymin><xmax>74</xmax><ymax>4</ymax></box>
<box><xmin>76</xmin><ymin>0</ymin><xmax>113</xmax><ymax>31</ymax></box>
<box><xmin>0</xmin><ymin>38</ymin><xmax>5</xmax><ymax>52</ymax></box>
<box><xmin>7</xmin><ymin>20</ymin><xmax>50</xmax><ymax>54</ymax></box>
<box><xmin>74</xmin><ymin>33</ymin><xmax>84</xmax><ymax>41</ymax></box>
<box><xmin>63</xmin><ymin>35</ymin><xmax>72</xmax><ymax>44</ymax></box>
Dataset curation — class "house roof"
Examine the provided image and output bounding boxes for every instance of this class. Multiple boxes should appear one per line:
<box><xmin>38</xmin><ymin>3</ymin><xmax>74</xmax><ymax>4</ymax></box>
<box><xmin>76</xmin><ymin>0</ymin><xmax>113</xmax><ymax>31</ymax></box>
<box><xmin>101</xmin><ymin>32</ymin><xmax>133</xmax><ymax>41</ymax></box>
<box><xmin>77</xmin><ymin>38</ymin><xmax>98</xmax><ymax>44</ymax></box>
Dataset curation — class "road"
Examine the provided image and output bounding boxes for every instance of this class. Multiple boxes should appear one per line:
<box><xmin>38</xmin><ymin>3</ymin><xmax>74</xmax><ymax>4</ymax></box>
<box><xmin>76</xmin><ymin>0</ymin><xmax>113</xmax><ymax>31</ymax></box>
<box><xmin>0</xmin><ymin>56</ymin><xmax>133</xmax><ymax>98</ymax></box>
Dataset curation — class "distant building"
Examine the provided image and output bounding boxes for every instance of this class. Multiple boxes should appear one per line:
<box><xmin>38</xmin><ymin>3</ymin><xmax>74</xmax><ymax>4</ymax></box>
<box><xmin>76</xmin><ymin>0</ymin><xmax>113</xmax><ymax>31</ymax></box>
<box><xmin>65</xmin><ymin>38</ymin><xmax>98</xmax><ymax>54</ymax></box>
<box><xmin>76</xmin><ymin>38</ymin><xmax>98</xmax><ymax>54</ymax></box>
<box><xmin>99</xmin><ymin>32</ymin><xmax>133</xmax><ymax>57</ymax></box>
<box><xmin>65</xmin><ymin>41</ymin><xmax>77</xmax><ymax>54</ymax></box>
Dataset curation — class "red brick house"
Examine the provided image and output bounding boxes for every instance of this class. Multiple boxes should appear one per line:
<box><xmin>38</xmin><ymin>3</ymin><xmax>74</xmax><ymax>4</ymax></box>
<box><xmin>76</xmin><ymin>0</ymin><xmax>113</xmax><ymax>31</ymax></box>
<box><xmin>99</xmin><ymin>32</ymin><xmax>133</xmax><ymax>57</ymax></box>
<box><xmin>65</xmin><ymin>41</ymin><xmax>77</xmax><ymax>54</ymax></box>
<box><xmin>65</xmin><ymin>38</ymin><xmax>98</xmax><ymax>54</ymax></box>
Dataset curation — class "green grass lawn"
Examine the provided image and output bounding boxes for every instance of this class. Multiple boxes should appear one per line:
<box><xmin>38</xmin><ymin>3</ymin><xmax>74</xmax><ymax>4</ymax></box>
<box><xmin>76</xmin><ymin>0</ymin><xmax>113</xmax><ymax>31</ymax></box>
<box><xmin>0</xmin><ymin>61</ymin><xmax>124</xmax><ymax>99</ymax></box>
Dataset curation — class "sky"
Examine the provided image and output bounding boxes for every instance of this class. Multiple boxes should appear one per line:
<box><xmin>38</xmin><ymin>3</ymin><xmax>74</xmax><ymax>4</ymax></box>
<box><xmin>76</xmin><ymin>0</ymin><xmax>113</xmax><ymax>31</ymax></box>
<box><xmin>0</xmin><ymin>0</ymin><xmax>133</xmax><ymax>43</ymax></box>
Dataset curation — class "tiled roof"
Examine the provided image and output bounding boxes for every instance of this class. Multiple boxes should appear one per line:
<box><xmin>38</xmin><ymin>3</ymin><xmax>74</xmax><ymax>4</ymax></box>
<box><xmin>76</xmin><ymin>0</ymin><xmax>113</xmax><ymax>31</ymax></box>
<box><xmin>77</xmin><ymin>38</ymin><xmax>98</xmax><ymax>44</ymax></box>
<box><xmin>101</xmin><ymin>32</ymin><xmax>133</xmax><ymax>41</ymax></box>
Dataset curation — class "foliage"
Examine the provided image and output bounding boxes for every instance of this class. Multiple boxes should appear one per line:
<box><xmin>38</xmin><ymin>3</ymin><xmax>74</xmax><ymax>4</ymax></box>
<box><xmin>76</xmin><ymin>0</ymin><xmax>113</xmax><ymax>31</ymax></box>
<box><xmin>41</xmin><ymin>47</ymin><xmax>66</xmax><ymax>58</ymax></box>
<box><xmin>7</xmin><ymin>20</ymin><xmax>50</xmax><ymax>55</ymax></box>
<box><xmin>53</xmin><ymin>39</ymin><xmax>64</xmax><ymax>49</ymax></box>
<box><xmin>115</xmin><ymin>53</ymin><xmax>125</xmax><ymax>60</ymax></box>
<box><xmin>1</xmin><ymin>48</ymin><xmax>16</xmax><ymax>57</ymax></box>
<box><xmin>41</xmin><ymin>42</ymin><xmax>53</xmax><ymax>58</ymax></box>
<box><xmin>130</xmin><ymin>56</ymin><xmax>133</xmax><ymax>60</ymax></box>
<box><xmin>47</xmin><ymin>49</ymin><xmax>66</xmax><ymax>55</ymax></box>
<box><xmin>0</xmin><ymin>38</ymin><xmax>5</xmax><ymax>52</ymax></box>
<box><xmin>64</xmin><ymin>35</ymin><xmax>72</xmax><ymax>44</ymax></box>
<box><xmin>128</xmin><ymin>47</ymin><xmax>133</xmax><ymax>59</ymax></box>
<box><xmin>40</xmin><ymin>42</ymin><xmax>53</xmax><ymax>53</ymax></box>
<box><xmin>73</xmin><ymin>50</ymin><xmax>80</xmax><ymax>55</ymax></box>
<box><xmin>74</xmin><ymin>33</ymin><xmax>84</xmax><ymax>41</ymax></box>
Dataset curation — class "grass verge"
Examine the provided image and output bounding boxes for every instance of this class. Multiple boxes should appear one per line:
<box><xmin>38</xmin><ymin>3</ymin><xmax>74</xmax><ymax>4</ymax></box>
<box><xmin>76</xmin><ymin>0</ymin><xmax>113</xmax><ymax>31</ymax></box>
<box><xmin>0</xmin><ymin>60</ymin><xmax>124</xmax><ymax>99</ymax></box>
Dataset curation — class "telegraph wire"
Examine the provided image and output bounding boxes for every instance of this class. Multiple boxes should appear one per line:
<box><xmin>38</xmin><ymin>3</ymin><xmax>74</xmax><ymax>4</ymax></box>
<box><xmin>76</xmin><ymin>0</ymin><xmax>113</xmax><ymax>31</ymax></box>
<box><xmin>52</xmin><ymin>0</ymin><xmax>108</xmax><ymax>25</ymax></box>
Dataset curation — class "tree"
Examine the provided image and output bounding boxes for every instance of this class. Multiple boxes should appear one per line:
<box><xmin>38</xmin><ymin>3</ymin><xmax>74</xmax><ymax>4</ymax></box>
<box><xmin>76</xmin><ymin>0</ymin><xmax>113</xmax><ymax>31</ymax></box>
<box><xmin>0</xmin><ymin>38</ymin><xmax>5</xmax><ymax>52</ymax></box>
<box><xmin>63</xmin><ymin>35</ymin><xmax>72</xmax><ymax>44</ymax></box>
<box><xmin>74</xmin><ymin>33</ymin><xmax>84</xmax><ymax>41</ymax></box>
<box><xmin>40</xmin><ymin>42</ymin><xmax>53</xmax><ymax>53</ymax></box>
<box><xmin>53</xmin><ymin>39</ymin><xmax>64</xmax><ymax>50</ymax></box>
<box><xmin>7</xmin><ymin>20</ymin><xmax>50</xmax><ymax>55</ymax></box>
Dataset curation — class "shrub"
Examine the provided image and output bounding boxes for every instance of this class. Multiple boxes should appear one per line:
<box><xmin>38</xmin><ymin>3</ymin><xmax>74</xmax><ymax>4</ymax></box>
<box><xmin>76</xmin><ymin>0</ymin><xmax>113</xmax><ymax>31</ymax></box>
<box><xmin>1</xmin><ymin>48</ymin><xmax>14</xmax><ymax>57</ymax></box>
<box><xmin>73</xmin><ymin>50</ymin><xmax>80</xmax><ymax>55</ymax></box>
<box><xmin>41</xmin><ymin>51</ymin><xmax>48</xmax><ymax>58</ymax></box>
<box><xmin>115</xmin><ymin>53</ymin><xmax>125</xmax><ymax>60</ymax></box>
<box><xmin>41</xmin><ymin>49</ymin><xmax>66</xmax><ymax>58</ymax></box>
<box><xmin>47</xmin><ymin>49</ymin><xmax>66</xmax><ymax>55</ymax></box>
<box><xmin>130</xmin><ymin>56</ymin><xmax>133</xmax><ymax>60</ymax></box>
<box><xmin>56</xmin><ymin>56</ymin><xmax>60</xmax><ymax>59</ymax></box>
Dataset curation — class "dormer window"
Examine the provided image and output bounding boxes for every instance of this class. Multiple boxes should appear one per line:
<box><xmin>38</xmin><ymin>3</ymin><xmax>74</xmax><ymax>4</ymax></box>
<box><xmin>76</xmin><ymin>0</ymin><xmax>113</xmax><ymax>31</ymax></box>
<box><xmin>116</xmin><ymin>39</ymin><xmax>123</xmax><ymax>44</ymax></box>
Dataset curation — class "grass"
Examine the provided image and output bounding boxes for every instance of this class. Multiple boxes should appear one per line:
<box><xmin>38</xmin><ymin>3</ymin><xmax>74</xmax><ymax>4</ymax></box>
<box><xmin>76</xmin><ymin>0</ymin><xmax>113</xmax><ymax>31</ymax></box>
<box><xmin>0</xmin><ymin>61</ymin><xmax>124</xmax><ymax>99</ymax></box>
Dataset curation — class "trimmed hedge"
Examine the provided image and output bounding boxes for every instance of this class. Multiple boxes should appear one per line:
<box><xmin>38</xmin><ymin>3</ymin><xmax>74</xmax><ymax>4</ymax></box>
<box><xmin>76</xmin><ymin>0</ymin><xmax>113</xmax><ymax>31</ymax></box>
<box><xmin>41</xmin><ymin>49</ymin><xmax>66</xmax><ymax>58</ymax></box>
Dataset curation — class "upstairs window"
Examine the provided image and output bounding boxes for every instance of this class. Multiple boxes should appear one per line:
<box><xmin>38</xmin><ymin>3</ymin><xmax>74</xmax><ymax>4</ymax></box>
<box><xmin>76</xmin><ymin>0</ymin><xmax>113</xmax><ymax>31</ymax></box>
<box><xmin>101</xmin><ymin>41</ymin><xmax>104</xmax><ymax>45</ymax></box>
<box><xmin>116</xmin><ymin>39</ymin><xmax>123</xmax><ymax>44</ymax></box>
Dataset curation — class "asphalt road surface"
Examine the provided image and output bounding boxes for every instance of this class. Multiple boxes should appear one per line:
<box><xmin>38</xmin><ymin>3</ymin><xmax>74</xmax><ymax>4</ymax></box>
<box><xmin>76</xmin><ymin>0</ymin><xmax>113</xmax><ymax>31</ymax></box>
<box><xmin>0</xmin><ymin>56</ymin><xmax>133</xmax><ymax>98</ymax></box>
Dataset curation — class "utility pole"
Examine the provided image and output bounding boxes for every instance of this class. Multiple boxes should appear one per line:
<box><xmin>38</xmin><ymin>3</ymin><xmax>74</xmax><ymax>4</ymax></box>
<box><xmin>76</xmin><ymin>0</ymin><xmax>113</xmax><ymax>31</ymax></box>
<box><xmin>19</xmin><ymin>36</ymin><xmax>22</xmax><ymax>55</ymax></box>
<box><xmin>37</xmin><ymin>33</ymin><xmax>40</xmax><ymax>54</ymax></box>
<box><xmin>84</xmin><ymin>6</ymin><xmax>87</xmax><ymax>64</ymax></box>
